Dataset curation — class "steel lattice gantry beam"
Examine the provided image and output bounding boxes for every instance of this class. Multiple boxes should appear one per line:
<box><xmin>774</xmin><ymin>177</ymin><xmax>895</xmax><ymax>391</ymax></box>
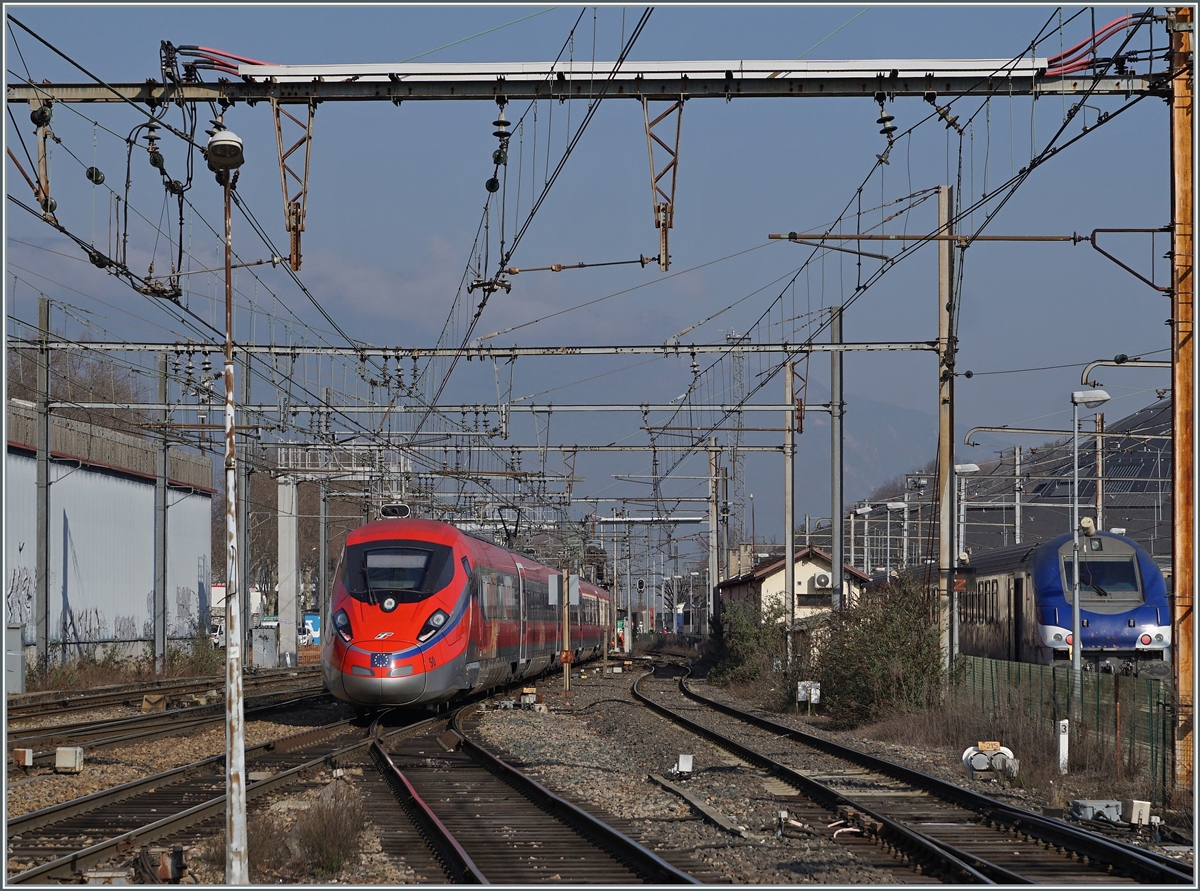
<box><xmin>5</xmin><ymin>59</ymin><xmax>1165</xmax><ymax>105</ymax></box>
<box><xmin>10</xmin><ymin>340</ymin><xmax>937</xmax><ymax>356</ymax></box>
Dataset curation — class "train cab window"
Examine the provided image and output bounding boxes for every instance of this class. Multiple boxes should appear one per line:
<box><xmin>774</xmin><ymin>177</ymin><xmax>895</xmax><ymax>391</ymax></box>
<box><xmin>1061</xmin><ymin>556</ymin><xmax>1142</xmax><ymax>607</ymax></box>
<box><xmin>342</xmin><ymin>541</ymin><xmax>454</xmax><ymax>605</ymax></box>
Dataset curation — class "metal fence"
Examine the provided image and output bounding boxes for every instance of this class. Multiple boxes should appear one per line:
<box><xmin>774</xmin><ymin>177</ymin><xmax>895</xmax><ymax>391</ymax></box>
<box><xmin>955</xmin><ymin>655</ymin><xmax>1178</xmax><ymax>806</ymax></box>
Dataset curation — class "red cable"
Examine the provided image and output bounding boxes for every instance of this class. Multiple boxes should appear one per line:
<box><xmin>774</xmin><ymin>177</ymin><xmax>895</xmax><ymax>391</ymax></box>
<box><xmin>196</xmin><ymin>45</ymin><xmax>272</xmax><ymax>67</ymax></box>
<box><xmin>1044</xmin><ymin>14</ymin><xmax>1135</xmax><ymax>66</ymax></box>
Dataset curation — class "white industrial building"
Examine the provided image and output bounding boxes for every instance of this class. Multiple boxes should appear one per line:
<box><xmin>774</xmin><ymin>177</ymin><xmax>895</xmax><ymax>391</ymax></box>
<box><xmin>5</xmin><ymin>401</ymin><xmax>214</xmax><ymax>659</ymax></box>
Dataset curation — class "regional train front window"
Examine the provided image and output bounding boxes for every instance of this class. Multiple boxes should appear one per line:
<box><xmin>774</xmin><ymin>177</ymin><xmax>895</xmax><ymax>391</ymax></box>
<box><xmin>1061</xmin><ymin>556</ymin><xmax>1142</xmax><ymax>605</ymax></box>
<box><xmin>342</xmin><ymin>541</ymin><xmax>455</xmax><ymax>604</ymax></box>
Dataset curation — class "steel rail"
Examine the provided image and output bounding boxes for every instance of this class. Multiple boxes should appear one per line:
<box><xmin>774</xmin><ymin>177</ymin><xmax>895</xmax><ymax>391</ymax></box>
<box><xmin>8</xmin><ymin>685</ymin><xmax>324</xmax><ymax>740</ymax></box>
<box><xmin>5</xmin><ymin>667</ymin><xmax>322</xmax><ymax>718</ymax></box>
<box><xmin>629</xmin><ymin>670</ymin><xmax>997</xmax><ymax>884</ymax></box>
<box><xmin>679</xmin><ymin>678</ymin><xmax>1194</xmax><ymax>885</ymax></box>
<box><xmin>369</xmin><ymin>739</ymin><xmax>488</xmax><ymax>884</ymax></box>
<box><xmin>7</xmin><ymin>718</ymin><xmax>355</xmax><ymax>836</ymax></box>
<box><xmin>450</xmin><ymin>705</ymin><xmax>702</xmax><ymax>884</ymax></box>
<box><xmin>6</xmin><ymin>715</ymin><xmax>435</xmax><ymax>884</ymax></box>
<box><xmin>9</xmin><ymin>690</ymin><xmax>328</xmax><ymax>767</ymax></box>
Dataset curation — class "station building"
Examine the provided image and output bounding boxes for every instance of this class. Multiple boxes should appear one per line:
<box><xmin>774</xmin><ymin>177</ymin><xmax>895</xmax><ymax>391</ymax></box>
<box><xmin>715</xmin><ymin>546</ymin><xmax>870</xmax><ymax>623</ymax></box>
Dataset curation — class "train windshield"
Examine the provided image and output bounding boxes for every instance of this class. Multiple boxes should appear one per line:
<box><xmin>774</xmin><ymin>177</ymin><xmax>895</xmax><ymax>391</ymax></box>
<box><xmin>342</xmin><ymin>541</ymin><xmax>455</xmax><ymax>604</ymax></box>
<box><xmin>1061</xmin><ymin>556</ymin><xmax>1142</xmax><ymax>606</ymax></box>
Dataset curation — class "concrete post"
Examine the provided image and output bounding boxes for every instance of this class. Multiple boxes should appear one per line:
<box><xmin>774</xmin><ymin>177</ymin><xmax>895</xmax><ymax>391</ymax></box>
<box><xmin>154</xmin><ymin>353</ymin><xmax>168</xmax><ymax>673</ymax></box>
<box><xmin>277</xmin><ymin>475</ymin><xmax>299</xmax><ymax>668</ymax></box>
<box><xmin>830</xmin><ymin>304</ymin><xmax>845</xmax><ymax>610</ymax></box>
<box><xmin>936</xmin><ymin>184</ymin><xmax>955</xmax><ymax>673</ymax></box>
<box><xmin>35</xmin><ymin>297</ymin><xmax>50</xmax><ymax>666</ymax></box>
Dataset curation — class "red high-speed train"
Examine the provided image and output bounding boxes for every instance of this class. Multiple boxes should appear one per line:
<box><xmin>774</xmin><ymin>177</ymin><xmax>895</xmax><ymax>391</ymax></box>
<box><xmin>322</xmin><ymin>518</ymin><xmax>611</xmax><ymax>707</ymax></box>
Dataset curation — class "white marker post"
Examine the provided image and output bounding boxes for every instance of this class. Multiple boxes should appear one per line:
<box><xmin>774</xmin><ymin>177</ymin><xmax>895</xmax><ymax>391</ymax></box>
<box><xmin>1058</xmin><ymin>719</ymin><xmax>1070</xmax><ymax>775</ymax></box>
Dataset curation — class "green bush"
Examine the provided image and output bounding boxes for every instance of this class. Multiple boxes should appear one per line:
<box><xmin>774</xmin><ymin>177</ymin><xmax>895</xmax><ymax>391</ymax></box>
<box><xmin>707</xmin><ymin>600</ymin><xmax>787</xmax><ymax>688</ymax></box>
<box><xmin>812</xmin><ymin>577</ymin><xmax>943</xmax><ymax>728</ymax></box>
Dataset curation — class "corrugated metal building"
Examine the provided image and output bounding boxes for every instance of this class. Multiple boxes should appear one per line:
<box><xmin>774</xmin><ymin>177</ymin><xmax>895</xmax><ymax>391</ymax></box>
<box><xmin>5</xmin><ymin>401</ymin><xmax>214</xmax><ymax>654</ymax></box>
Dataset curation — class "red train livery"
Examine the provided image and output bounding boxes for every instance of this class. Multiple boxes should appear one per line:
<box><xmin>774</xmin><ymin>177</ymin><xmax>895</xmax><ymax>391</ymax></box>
<box><xmin>322</xmin><ymin>518</ymin><xmax>610</xmax><ymax>706</ymax></box>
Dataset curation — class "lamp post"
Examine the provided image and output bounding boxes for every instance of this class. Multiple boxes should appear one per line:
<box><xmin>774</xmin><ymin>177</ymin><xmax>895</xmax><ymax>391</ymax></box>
<box><xmin>952</xmin><ymin>464</ymin><xmax>979</xmax><ymax>660</ymax></box>
<box><xmin>885</xmin><ymin>503</ymin><xmax>905</xmax><ymax>578</ymax></box>
<box><xmin>854</xmin><ymin>505</ymin><xmax>872</xmax><ymax>574</ymax></box>
<box><xmin>209</xmin><ymin>119</ymin><xmax>247</xmax><ymax>886</ymax></box>
<box><xmin>1071</xmin><ymin>389</ymin><xmax>1110</xmax><ymax>708</ymax></box>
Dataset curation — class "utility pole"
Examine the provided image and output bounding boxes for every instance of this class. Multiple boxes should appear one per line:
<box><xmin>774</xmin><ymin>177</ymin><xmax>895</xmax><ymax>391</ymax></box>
<box><xmin>240</xmin><ymin>355</ymin><xmax>252</xmax><ymax>663</ymax></box>
<box><xmin>784</xmin><ymin>361</ymin><xmax>795</xmax><ymax>671</ymax></box>
<box><xmin>1094</xmin><ymin>414</ymin><xmax>1105</xmax><ymax>532</ymax></box>
<box><xmin>154</xmin><ymin>353</ymin><xmax>168</xmax><ymax>674</ymax></box>
<box><xmin>936</xmin><ymin>184</ymin><xmax>955</xmax><ymax>673</ymax></box>
<box><xmin>1169</xmin><ymin>4</ymin><xmax>1194</xmax><ymax>793</ymax></box>
<box><xmin>1014</xmin><ymin>446</ymin><xmax>1023</xmax><ymax>544</ymax></box>
<box><xmin>318</xmin><ymin>478</ymin><xmax>328</xmax><ymax>630</ymax></box>
<box><xmin>708</xmin><ymin>438</ymin><xmax>719</xmax><ymax>631</ymax></box>
<box><xmin>35</xmin><ymin>296</ymin><xmax>50</xmax><ymax>666</ymax></box>
<box><xmin>830</xmin><ymin>304</ymin><xmax>845</xmax><ymax>610</ymax></box>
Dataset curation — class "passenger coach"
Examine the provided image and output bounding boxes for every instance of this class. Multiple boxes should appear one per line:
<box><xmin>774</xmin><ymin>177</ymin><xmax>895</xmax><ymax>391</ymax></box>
<box><xmin>958</xmin><ymin>530</ymin><xmax>1171</xmax><ymax>678</ymax></box>
<box><xmin>322</xmin><ymin>518</ymin><xmax>610</xmax><ymax>706</ymax></box>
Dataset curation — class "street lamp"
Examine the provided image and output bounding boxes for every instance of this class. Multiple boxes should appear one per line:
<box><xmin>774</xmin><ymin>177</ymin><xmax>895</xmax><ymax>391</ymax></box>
<box><xmin>885</xmin><ymin>503</ymin><xmax>905</xmax><ymax>578</ymax></box>
<box><xmin>1071</xmin><ymin>389</ymin><xmax>1110</xmax><ymax>698</ymax></box>
<box><xmin>853</xmin><ymin>505</ymin><xmax>872</xmax><ymax>573</ymax></box>
<box><xmin>952</xmin><ymin>463</ymin><xmax>979</xmax><ymax>659</ymax></box>
<box><xmin>209</xmin><ymin>118</ymin><xmax>247</xmax><ymax>886</ymax></box>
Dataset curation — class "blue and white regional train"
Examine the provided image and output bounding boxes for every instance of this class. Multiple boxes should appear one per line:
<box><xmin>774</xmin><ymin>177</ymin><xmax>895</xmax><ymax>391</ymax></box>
<box><xmin>322</xmin><ymin>518</ymin><xmax>611</xmax><ymax>707</ymax></box>
<box><xmin>958</xmin><ymin>531</ymin><xmax>1171</xmax><ymax>679</ymax></box>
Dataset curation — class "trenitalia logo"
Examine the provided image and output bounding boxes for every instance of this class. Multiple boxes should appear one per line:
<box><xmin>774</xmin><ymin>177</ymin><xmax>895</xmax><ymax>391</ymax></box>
<box><xmin>375</xmin><ymin>631</ymin><xmax>394</xmax><ymax>640</ymax></box>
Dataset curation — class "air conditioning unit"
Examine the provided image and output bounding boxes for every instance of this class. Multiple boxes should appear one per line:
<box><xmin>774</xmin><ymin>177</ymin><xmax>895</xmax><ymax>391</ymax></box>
<box><xmin>813</xmin><ymin>571</ymin><xmax>833</xmax><ymax>590</ymax></box>
<box><xmin>380</xmin><ymin>502</ymin><xmax>411</xmax><ymax>519</ymax></box>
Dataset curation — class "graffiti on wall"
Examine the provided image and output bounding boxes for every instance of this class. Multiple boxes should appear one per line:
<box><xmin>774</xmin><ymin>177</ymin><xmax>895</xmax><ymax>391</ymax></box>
<box><xmin>7</xmin><ymin>566</ymin><xmax>34</xmax><ymax>644</ymax></box>
<box><xmin>61</xmin><ymin>606</ymin><xmax>108</xmax><ymax>647</ymax></box>
<box><xmin>113</xmin><ymin>615</ymin><xmax>139</xmax><ymax>640</ymax></box>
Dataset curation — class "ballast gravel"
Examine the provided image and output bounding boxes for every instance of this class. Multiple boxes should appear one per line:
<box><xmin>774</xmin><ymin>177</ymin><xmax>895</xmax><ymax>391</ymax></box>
<box><xmin>5</xmin><ymin>699</ymin><xmax>347</xmax><ymax>819</ymax></box>
<box><xmin>476</xmin><ymin>666</ymin><xmax>900</xmax><ymax>884</ymax></box>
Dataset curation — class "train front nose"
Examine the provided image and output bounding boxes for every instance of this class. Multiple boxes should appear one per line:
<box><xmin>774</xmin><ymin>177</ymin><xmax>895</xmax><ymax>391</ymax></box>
<box><xmin>334</xmin><ymin>641</ymin><xmax>428</xmax><ymax>705</ymax></box>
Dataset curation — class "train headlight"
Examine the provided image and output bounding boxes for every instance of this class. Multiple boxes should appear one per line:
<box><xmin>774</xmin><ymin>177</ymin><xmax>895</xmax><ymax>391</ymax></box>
<box><xmin>1065</xmin><ymin>634</ymin><xmax>1073</xmax><ymax>645</ymax></box>
<box><xmin>380</xmin><ymin>595</ymin><xmax>398</xmax><ymax>613</ymax></box>
<box><xmin>1053</xmin><ymin>633</ymin><xmax>1063</xmax><ymax>642</ymax></box>
<box><xmin>417</xmin><ymin>609</ymin><xmax>449</xmax><ymax>642</ymax></box>
<box><xmin>333</xmin><ymin>609</ymin><xmax>353</xmax><ymax>643</ymax></box>
<box><xmin>1140</xmin><ymin>634</ymin><xmax>1152</xmax><ymax>645</ymax></box>
<box><xmin>1155</xmin><ymin>634</ymin><xmax>1164</xmax><ymax>642</ymax></box>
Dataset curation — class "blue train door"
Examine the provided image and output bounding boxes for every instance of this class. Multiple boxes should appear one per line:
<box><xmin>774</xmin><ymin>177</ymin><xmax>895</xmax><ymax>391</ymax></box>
<box><xmin>516</xmin><ymin>563</ymin><xmax>528</xmax><ymax>664</ymax></box>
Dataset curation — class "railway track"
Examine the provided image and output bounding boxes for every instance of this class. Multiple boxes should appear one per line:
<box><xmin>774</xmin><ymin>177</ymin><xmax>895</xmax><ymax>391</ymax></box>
<box><xmin>6</xmin><ymin>715</ymin><xmax>373</xmax><ymax>883</ymax></box>
<box><xmin>632</xmin><ymin>665</ymin><xmax>1192</xmax><ymax>885</ymax></box>
<box><xmin>7</xmin><ymin>689</ymin><xmax>328</xmax><ymax>769</ymax></box>
<box><xmin>365</xmin><ymin>704</ymin><xmax>701</xmax><ymax>884</ymax></box>
<box><xmin>6</xmin><ymin>667</ymin><xmax>323</xmax><ymax>724</ymax></box>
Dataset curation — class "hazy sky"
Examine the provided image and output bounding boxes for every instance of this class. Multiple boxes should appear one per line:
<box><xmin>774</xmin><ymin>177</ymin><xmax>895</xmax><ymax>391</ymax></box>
<box><xmin>5</xmin><ymin>4</ymin><xmax>1174</xmax><ymax>563</ymax></box>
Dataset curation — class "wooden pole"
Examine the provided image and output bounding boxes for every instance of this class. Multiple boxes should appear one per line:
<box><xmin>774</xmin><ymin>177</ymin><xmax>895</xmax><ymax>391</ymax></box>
<box><xmin>1169</xmin><ymin>5</ymin><xmax>1194</xmax><ymax>793</ymax></box>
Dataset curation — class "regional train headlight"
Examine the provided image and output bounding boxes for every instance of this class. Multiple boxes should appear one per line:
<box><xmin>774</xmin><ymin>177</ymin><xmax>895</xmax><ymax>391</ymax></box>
<box><xmin>417</xmin><ymin>609</ymin><xmax>449</xmax><ymax>642</ymax></box>
<box><xmin>333</xmin><ymin>609</ymin><xmax>353</xmax><ymax>643</ymax></box>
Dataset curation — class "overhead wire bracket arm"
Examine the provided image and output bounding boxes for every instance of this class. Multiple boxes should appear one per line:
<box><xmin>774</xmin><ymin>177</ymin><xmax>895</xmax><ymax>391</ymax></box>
<box><xmin>272</xmin><ymin>98</ymin><xmax>315</xmax><ymax>271</ymax></box>
<box><xmin>642</xmin><ymin>94</ymin><xmax>683</xmax><ymax>271</ymax></box>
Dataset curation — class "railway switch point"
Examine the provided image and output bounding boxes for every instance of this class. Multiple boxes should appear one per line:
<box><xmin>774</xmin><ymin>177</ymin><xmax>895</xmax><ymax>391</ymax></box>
<box><xmin>55</xmin><ymin>746</ymin><xmax>84</xmax><ymax>773</ymax></box>
<box><xmin>437</xmin><ymin>730</ymin><xmax>463</xmax><ymax>752</ymax></box>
